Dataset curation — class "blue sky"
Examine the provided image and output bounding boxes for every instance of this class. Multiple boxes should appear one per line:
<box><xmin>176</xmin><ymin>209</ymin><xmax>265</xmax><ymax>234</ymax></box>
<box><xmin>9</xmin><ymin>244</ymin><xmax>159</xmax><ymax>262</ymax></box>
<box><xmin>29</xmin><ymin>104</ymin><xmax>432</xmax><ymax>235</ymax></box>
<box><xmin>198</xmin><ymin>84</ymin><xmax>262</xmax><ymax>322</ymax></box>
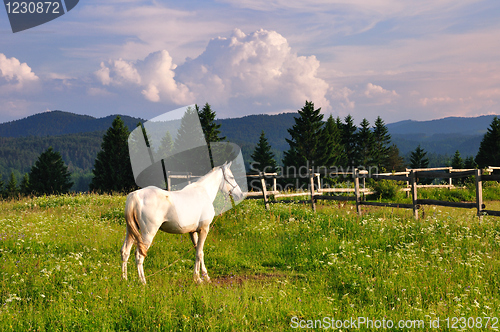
<box><xmin>1</xmin><ymin>0</ymin><xmax>500</xmax><ymax>124</ymax></box>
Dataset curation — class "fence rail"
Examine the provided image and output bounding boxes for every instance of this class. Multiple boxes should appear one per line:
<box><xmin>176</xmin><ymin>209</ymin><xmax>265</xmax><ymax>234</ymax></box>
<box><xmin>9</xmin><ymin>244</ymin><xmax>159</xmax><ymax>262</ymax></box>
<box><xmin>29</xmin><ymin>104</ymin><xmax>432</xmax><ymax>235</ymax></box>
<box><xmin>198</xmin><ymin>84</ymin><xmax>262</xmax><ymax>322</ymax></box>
<box><xmin>245</xmin><ymin>167</ymin><xmax>500</xmax><ymax>219</ymax></box>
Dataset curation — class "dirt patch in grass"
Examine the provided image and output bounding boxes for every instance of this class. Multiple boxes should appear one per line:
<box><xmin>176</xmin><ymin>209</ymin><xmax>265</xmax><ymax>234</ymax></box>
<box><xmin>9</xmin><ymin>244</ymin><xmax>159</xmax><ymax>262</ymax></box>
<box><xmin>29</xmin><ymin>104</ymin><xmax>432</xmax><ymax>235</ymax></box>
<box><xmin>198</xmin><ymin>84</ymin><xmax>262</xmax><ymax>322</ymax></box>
<box><xmin>211</xmin><ymin>273</ymin><xmax>295</xmax><ymax>287</ymax></box>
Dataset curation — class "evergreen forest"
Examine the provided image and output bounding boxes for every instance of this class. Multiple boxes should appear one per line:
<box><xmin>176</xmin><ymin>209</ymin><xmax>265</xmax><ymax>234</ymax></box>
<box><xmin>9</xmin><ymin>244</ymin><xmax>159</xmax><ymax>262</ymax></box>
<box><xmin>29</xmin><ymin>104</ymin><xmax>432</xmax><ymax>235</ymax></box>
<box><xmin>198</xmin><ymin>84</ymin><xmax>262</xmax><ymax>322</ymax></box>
<box><xmin>0</xmin><ymin>106</ymin><xmax>497</xmax><ymax>195</ymax></box>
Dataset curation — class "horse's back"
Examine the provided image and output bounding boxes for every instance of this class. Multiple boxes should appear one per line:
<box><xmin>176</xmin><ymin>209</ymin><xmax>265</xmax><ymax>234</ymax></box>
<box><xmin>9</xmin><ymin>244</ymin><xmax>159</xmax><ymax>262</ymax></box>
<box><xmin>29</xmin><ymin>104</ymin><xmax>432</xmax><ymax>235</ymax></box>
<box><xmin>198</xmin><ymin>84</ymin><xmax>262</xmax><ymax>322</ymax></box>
<box><xmin>128</xmin><ymin>186</ymin><xmax>214</xmax><ymax>234</ymax></box>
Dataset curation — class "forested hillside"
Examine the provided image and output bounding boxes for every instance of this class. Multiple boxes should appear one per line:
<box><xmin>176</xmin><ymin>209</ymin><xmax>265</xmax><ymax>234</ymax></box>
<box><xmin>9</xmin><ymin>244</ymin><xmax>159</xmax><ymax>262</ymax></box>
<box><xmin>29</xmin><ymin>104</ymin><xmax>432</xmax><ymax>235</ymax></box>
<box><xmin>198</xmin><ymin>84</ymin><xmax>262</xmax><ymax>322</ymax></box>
<box><xmin>0</xmin><ymin>110</ymin><xmax>496</xmax><ymax>192</ymax></box>
<box><xmin>0</xmin><ymin>111</ymin><xmax>145</xmax><ymax>192</ymax></box>
<box><xmin>215</xmin><ymin>113</ymin><xmax>295</xmax><ymax>166</ymax></box>
<box><xmin>0</xmin><ymin>111</ymin><xmax>144</xmax><ymax>137</ymax></box>
<box><xmin>0</xmin><ymin>132</ymin><xmax>103</xmax><ymax>192</ymax></box>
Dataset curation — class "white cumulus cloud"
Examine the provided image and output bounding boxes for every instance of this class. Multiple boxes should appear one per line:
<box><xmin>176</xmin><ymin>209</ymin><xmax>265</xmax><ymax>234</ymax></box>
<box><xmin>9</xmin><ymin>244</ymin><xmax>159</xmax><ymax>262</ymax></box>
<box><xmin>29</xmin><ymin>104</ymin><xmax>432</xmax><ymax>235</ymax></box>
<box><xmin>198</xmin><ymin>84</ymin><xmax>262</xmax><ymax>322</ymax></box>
<box><xmin>95</xmin><ymin>51</ymin><xmax>194</xmax><ymax>105</ymax></box>
<box><xmin>0</xmin><ymin>53</ymin><xmax>39</xmax><ymax>91</ymax></box>
<box><xmin>94</xmin><ymin>29</ymin><xmax>330</xmax><ymax>116</ymax></box>
<box><xmin>177</xmin><ymin>28</ymin><xmax>330</xmax><ymax>112</ymax></box>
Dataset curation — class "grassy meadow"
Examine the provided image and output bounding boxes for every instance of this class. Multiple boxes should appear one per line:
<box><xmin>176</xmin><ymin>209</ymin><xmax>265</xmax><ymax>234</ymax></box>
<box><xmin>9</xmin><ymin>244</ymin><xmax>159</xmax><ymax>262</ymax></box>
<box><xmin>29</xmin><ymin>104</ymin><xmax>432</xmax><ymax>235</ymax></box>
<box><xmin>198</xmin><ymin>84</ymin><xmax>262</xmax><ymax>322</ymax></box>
<box><xmin>0</xmin><ymin>191</ymin><xmax>499</xmax><ymax>331</ymax></box>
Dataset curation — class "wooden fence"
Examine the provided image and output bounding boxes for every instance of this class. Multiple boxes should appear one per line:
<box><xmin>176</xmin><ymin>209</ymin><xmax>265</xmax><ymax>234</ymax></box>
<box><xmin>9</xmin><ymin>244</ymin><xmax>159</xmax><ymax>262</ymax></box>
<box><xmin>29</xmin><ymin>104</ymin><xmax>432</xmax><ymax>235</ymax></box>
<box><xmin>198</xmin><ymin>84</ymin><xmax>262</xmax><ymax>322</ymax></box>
<box><xmin>246</xmin><ymin>167</ymin><xmax>500</xmax><ymax>219</ymax></box>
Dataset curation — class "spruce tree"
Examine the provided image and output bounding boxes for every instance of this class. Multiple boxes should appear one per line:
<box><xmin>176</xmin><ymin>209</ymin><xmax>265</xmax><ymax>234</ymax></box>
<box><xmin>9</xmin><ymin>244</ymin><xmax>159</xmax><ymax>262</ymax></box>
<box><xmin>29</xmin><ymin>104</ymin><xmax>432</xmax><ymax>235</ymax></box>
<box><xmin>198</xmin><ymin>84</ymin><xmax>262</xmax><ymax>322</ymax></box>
<box><xmin>341</xmin><ymin>114</ymin><xmax>358</xmax><ymax>167</ymax></box>
<box><xmin>451</xmin><ymin>150</ymin><xmax>464</xmax><ymax>169</ymax></box>
<box><xmin>20</xmin><ymin>173</ymin><xmax>30</xmax><ymax>195</ymax></box>
<box><xmin>386</xmin><ymin>144</ymin><xmax>405</xmax><ymax>171</ymax></box>
<box><xmin>356</xmin><ymin>118</ymin><xmax>375</xmax><ymax>167</ymax></box>
<box><xmin>451</xmin><ymin>150</ymin><xmax>465</xmax><ymax>185</ymax></box>
<box><xmin>283</xmin><ymin>101</ymin><xmax>324</xmax><ymax>170</ymax></box>
<box><xmin>155</xmin><ymin>131</ymin><xmax>174</xmax><ymax>160</ymax></box>
<box><xmin>172</xmin><ymin>107</ymin><xmax>211</xmax><ymax>173</ymax></box>
<box><xmin>90</xmin><ymin>116</ymin><xmax>136</xmax><ymax>193</ymax></box>
<box><xmin>196</xmin><ymin>103</ymin><xmax>225</xmax><ymax>167</ymax></box>
<box><xmin>5</xmin><ymin>171</ymin><xmax>18</xmax><ymax>198</ymax></box>
<box><xmin>196</xmin><ymin>103</ymin><xmax>225</xmax><ymax>143</ymax></box>
<box><xmin>409</xmin><ymin>145</ymin><xmax>429</xmax><ymax>169</ymax></box>
<box><xmin>250</xmin><ymin>131</ymin><xmax>278</xmax><ymax>174</ymax></box>
<box><xmin>475</xmin><ymin>116</ymin><xmax>500</xmax><ymax>170</ymax></box>
<box><xmin>317</xmin><ymin>115</ymin><xmax>344</xmax><ymax>167</ymax></box>
<box><xmin>372</xmin><ymin>116</ymin><xmax>392</xmax><ymax>170</ymax></box>
<box><xmin>28</xmin><ymin>147</ymin><xmax>73</xmax><ymax>195</ymax></box>
<box><xmin>173</xmin><ymin>107</ymin><xmax>206</xmax><ymax>153</ymax></box>
<box><xmin>464</xmin><ymin>156</ymin><xmax>477</xmax><ymax>169</ymax></box>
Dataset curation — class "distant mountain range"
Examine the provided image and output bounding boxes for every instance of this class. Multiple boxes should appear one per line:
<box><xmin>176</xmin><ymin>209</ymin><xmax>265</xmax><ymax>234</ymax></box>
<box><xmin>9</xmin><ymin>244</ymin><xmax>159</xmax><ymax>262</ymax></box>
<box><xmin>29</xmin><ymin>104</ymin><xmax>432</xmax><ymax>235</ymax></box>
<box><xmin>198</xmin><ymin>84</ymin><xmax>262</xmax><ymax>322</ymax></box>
<box><xmin>385</xmin><ymin>115</ymin><xmax>497</xmax><ymax>157</ymax></box>
<box><xmin>0</xmin><ymin>110</ymin><xmax>497</xmax><ymax>189</ymax></box>
<box><xmin>1</xmin><ymin>110</ymin><xmax>495</xmax><ymax>154</ymax></box>
<box><xmin>0</xmin><ymin>110</ymin><xmax>145</xmax><ymax>137</ymax></box>
<box><xmin>386</xmin><ymin>115</ymin><xmax>494</xmax><ymax>136</ymax></box>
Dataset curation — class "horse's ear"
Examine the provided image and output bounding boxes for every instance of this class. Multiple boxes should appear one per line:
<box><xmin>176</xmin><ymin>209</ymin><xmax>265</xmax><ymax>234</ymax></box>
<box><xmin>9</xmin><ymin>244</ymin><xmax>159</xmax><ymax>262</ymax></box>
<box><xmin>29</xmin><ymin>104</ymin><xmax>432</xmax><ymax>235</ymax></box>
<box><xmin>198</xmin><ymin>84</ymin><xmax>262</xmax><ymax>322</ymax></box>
<box><xmin>226</xmin><ymin>161</ymin><xmax>232</xmax><ymax>168</ymax></box>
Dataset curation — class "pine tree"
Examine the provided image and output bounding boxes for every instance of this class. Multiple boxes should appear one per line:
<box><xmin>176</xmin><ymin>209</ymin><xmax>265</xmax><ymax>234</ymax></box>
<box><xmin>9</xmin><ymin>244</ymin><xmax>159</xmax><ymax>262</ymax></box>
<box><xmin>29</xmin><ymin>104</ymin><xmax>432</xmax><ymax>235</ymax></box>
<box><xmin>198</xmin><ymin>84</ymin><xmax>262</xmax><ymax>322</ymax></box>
<box><xmin>341</xmin><ymin>114</ymin><xmax>357</xmax><ymax>167</ymax></box>
<box><xmin>155</xmin><ymin>131</ymin><xmax>174</xmax><ymax>160</ymax></box>
<box><xmin>283</xmin><ymin>101</ymin><xmax>324</xmax><ymax>170</ymax></box>
<box><xmin>464</xmin><ymin>156</ymin><xmax>477</xmax><ymax>169</ymax></box>
<box><xmin>409</xmin><ymin>145</ymin><xmax>429</xmax><ymax>169</ymax></box>
<box><xmin>386</xmin><ymin>144</ymin><xmax>405</xmax><ymax>171</ymax></box>
<box><xmin>90</xmin><ymin>116</ymin><xmax>136</xmax><ymax>193</ymax></box>
<box><xmin>451</xmin><ymin>150</ymin><xmax>465</xmax><ymax>185</ymax></box>
<box><xmin>451</xmin><ymin>150</ymin><xmax>464</xmax><ymax>169</ymax></box>
<box><xmin>475</xmin><ymin>116</ymin><xmax>500</xmax><ymax>170</ymax></box>
<box><xmin>173</xmin><ymin>107</ymin><xmax>206</xmax><ymax>153</ymax></box>
<box><xmin>172</xmin><ymin>107</ymin><xmax>211</xmax><ymax>174</ymax></box>
<box><xmin>5</xmin><ymin>171</ymin><xmax>18</xmax><ymax>198</ymax></box>
<box><xmin>250</xmin><ymin>131</ymin><xmax>278</xmax><ymax>174</ymax></box>
<box><xmin>372</xmin><ymin>116</ymin><xmax>392</xmax><ymax>170</ymax></box>
<box><xmin>355</xmin><ymin>118</ymin><xmax>375</xmax><ymax>167</ymax></box>
<box><xmin>196</xmin><ymin>103</ymin><xmax>226</xmax><ymax>168</ymax></box>
<box><xmin>19</xmin><ymin>173</ymin><xmax>30</xmax><ymax>196</ymax></box>
<box><xmin>28</xmin><ymin>147</ymin><xmax>73</xmax><ymax>195</ymax></box>
<box><xmin>196</xmin><ymin>103</ymin><xmax>225</xmax><ymax>143</ymax></box>
<box><xmin>317</xmin><ymin>115</ymin><xmax>344</xmax><ymax>167</ymax></box>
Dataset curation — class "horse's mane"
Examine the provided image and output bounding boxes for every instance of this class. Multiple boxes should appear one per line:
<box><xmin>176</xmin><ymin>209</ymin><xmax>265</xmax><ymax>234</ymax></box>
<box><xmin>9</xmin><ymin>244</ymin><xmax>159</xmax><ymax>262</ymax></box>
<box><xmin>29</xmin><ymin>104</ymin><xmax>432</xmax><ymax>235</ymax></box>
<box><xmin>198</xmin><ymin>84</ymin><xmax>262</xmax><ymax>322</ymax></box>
<box><xmin>189</xmin><ymin>166</ymin><xmax>222</xmax><ymax>186</ymax></box>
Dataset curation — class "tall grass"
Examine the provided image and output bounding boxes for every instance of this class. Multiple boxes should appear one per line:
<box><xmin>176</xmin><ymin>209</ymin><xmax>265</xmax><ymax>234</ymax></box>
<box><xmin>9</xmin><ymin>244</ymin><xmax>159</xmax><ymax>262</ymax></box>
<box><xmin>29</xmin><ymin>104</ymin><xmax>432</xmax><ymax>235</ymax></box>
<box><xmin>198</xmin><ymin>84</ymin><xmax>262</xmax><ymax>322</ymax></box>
<box><xmin>0</xmin><ymin>193</ymin><xmax>499</xmax><ymax>331</ymax></box>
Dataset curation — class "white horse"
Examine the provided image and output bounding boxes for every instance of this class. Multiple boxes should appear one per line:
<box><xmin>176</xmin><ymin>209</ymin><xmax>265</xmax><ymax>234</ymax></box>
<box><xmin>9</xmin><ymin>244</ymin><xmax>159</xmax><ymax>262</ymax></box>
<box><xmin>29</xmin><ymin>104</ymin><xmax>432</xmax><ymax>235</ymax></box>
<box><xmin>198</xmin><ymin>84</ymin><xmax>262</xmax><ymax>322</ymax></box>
<box><xmin>121</xmin><ymin>162</ymin><xmax>243</xmax><ymax>285</ymax></box>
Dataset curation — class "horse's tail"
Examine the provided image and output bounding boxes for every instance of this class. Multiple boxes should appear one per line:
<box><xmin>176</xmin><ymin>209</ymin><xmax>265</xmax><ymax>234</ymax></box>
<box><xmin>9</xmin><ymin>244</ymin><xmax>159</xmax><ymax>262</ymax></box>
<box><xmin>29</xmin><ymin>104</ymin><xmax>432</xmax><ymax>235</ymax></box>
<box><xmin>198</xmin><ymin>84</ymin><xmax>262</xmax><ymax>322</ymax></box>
<box><xmin>125</xmin><ymin>192</ymin><xmax>148</xmax><ymax>257</ymax></box>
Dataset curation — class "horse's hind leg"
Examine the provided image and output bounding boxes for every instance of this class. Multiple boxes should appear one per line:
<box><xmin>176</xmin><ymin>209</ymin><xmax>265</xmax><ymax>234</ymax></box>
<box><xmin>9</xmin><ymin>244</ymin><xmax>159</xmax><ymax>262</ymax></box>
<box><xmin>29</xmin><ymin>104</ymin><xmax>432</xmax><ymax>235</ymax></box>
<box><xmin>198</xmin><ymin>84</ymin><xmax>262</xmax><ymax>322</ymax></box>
<box><xmin>121</xmin><ymin>230</ymin><xmax>134</xmax><ymax>280</ymax></box>
<box><xmin>135</xmin><ymin>248</ymin><xmax>147</xmax><ymax>285</ymax></box>
<box><xmin>135</xmin><ymin>230</ymin><xmax>159</xmax><ymax>285</ymax></box>
<box><xmin>194</xmin><ymin>227</ymin><xmax>211</xmax><ymax>284</ymax></box>
<box><xmin>189</xmin><ymin>232</ymin><xmax>198</xmax><ymax>247</ymax></box>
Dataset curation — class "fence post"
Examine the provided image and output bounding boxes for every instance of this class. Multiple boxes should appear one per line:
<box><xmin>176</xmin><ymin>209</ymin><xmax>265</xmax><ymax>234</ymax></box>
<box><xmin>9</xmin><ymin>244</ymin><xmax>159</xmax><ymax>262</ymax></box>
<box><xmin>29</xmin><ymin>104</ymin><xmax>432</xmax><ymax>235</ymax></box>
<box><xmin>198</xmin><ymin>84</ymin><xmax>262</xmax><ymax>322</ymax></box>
<box><xmin>309</xmin><ymin>169</ymin><xmax>316</xmax><ymax>212</ymax></box>
<box><xmin>354</xmin><ymin>168</ymin><xmax>361</xmax><ymax>216</ymax></box>
<box><xmin>475</xmin><ymin>168</ymin><xmax>483</xmax><ymax>218</ymax></box>
<box><xmin>167</xmin><ymin>171</ymin><xmax>172</xmax><ymax>191</ymax></box>
<box><xmin>410</xmin><ymin>170</ymin><xmax>418</xmax><ymax>220</ymax></box>
<box><xmin>405</xmin><ymin>168</ymin><xmax>410</xmax><ymax>198</ymax></box>
<box><xmin>259</xmin><ymin>172</ymin><xmax>269</xmax><ymax>210</ymax></box>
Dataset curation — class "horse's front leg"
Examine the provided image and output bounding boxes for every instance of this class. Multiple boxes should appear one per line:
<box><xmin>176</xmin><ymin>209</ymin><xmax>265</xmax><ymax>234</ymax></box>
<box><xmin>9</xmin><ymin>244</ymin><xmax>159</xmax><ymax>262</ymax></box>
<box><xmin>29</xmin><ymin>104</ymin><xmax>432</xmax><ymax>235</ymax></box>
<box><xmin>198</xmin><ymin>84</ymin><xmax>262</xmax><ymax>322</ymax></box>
<box><xmin>193</xmin><ymin>227</ymin><xmax>210</xmax><ymax>284</ymax></box>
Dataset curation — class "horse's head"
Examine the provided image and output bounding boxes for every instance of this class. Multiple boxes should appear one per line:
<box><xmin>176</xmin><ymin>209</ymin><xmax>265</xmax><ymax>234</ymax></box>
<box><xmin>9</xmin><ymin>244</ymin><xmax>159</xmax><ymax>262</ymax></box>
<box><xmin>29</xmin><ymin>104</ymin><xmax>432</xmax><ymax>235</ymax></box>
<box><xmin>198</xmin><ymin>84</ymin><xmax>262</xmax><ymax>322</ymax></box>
<box><xmin>220</xmin><ymin>161</ymin><xmax>244</xmax><ymax>201</ymax></box>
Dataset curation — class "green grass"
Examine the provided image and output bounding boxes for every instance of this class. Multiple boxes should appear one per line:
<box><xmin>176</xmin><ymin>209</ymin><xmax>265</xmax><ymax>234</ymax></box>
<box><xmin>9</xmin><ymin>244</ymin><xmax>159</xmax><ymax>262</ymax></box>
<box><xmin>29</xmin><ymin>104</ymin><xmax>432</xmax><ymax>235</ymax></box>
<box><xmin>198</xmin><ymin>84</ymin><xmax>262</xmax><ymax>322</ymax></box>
<box><xmin>0</xmin><ymin>193</ymin><xmax>499</xmax><ymax>331</ymax></box>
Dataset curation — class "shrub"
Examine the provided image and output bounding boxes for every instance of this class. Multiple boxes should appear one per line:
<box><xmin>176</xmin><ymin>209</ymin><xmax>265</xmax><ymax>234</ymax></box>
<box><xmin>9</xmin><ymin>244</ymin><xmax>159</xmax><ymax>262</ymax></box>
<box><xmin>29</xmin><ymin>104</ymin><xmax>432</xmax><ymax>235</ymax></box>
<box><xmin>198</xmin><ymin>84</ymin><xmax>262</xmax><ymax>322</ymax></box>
<box><xmin>371</xmin><ymin>179</ymin><xmax>402</xmax><ymax>200</ymax></box>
